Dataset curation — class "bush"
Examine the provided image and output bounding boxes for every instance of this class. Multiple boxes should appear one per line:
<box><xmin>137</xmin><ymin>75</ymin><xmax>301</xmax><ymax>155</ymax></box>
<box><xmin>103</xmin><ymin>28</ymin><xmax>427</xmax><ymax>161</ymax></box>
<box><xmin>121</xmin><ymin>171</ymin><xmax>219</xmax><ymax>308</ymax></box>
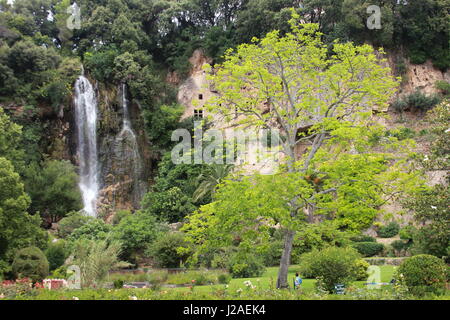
<box><xmin>262</xmin><ymin>240</ymin><xmax>283</xmax><ymax>267</ymax></box>
<box><xmin>147</xmin><ymin>270</ymin><xmax>169</xmax><ymax>288</ymax></box>
<box><xmin>146</xmin><ymin>232</ymin><xmax>191</xmax><ymax>268</ymax></box>
<box><xmin>377</xmin><ymin>221</ymin><xmax>400</xmax><ymax>238</ymax></box>
<box><xmin>57</xmin><ymin>212</ymin><xmax>92</xmax><ymax>239</ymax></box>
<box><xmin>112</xmin><ymin>211</ymin><xmax>167</xmax><ymax>261</ymax></box>
<box><xmin>391</xmin><ymin>240</ymin><xmax>411</xmax><ymax>253</ymax></box>
<box><xmin>352</xmin><ymin>259</ymin><xmax>370</xmax><ymax>281</ymax></box>
<box><xmin>12</xmin><ymin>247</ymin><xmax>49</xmax><ymax>282</ymax></box>
<box><xmin>391</xmin><ymin>91</ymin><xmax>441</xmax><ymax>112</ymax></box>
<box><xmin>45</xmin><ymin>240</ymin><xmax>67</xmax><ymax>271</ymax></box>
<box><xmin>435</xmin><ymin>80</ymin><xmax>450</xmax><ymax>98</ymax></box>
<box><xmin>350</xmin><ymin>234</ymin><xmax>376</xmax><ymax>243</ymax></box>
<box><xmin>399</xmin><ymin>226</ymin><xmax>416</xmax><ymax>241</ymax></box>
<box><xmin>352</xmin><ymin>242</ymin><xmax>385</xmax><ymax>257</ymax></box>
<box><xmin>387</xmin><ymin>127</ymin><xmax>415</xmax><ymax>140</ymax></box>
<box><xmin>218</xmin><ymin>273</ymin><xmax>232</xmax><ymax>284</ymax></box>
<box><xmin>113</xmin><ymin>279</ymin><xmax>124</xmax><ymax>289</ymax></box>
<box><xmin>67</xmin><ymin>219</ymin><xmax>112</xmax><ymax>242</ymax></box>
<box><xmin>228</xmin><ymin>252</ymin><xmax>265</xmax><ymax>278</ymax></box>
<box><xmin>397</xmin><ymin>254</ymin><xmax>447</xmax><ymax>296</ymax></box>
<box><xmin>299</xmin><ymin>246</ymin><xmax>362</xmax><ymax>292</ymax></box>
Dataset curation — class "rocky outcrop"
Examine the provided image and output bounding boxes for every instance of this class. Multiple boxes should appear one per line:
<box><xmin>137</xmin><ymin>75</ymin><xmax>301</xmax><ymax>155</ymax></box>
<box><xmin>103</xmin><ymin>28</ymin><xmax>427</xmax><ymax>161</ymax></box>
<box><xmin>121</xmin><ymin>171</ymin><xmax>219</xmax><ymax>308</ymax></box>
<box><xmin>95</xmin><ymin>84</ymin><xmax>151</xmax><ymax>218</ymax></box>
<box><xmin>399</xmin><ymin>60</ymin><xmax>450</xmax><ymax>96</ymax></box>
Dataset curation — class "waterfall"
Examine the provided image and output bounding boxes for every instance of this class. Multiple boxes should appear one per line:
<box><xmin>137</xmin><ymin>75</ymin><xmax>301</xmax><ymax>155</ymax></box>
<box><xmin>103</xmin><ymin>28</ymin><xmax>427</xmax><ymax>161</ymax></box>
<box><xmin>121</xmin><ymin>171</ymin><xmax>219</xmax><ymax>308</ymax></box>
<box><xmin>117</xmin><ymin>83</ymin><xmax>145</xmax><ymax>206</ymax></box>
<box><xmin>74</xmin><ymin>76</ymin><xmax>99</xmax><ymax>216</ymax></box>
<box><xmin>120</xmin><ymin>83</ymin><xmax>136</xmax><ymax>137</ymax></box>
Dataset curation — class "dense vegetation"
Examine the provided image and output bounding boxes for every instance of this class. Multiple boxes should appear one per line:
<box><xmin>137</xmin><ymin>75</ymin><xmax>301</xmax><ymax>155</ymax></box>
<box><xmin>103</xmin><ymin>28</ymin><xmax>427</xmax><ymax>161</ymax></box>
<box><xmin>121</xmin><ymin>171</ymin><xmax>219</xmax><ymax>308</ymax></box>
<box><xmin>0</xmin><ymin>0</ymin><xmax>448</xmax><ymax>300</ymax></box>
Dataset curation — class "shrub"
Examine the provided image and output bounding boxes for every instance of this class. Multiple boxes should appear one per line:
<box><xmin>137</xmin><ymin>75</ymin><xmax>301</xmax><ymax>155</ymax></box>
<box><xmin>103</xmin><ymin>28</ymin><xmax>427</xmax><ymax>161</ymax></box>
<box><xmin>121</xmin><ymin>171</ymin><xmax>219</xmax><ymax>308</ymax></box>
<box><xmin>377</xmin><ymin>221</ymin><xmax>400</xmax><ymax>238</ymax></box>
<box><xmin>399</xmin><ymin>226</ymin><xmax>416</xmax><ymax>241</ymax></box>
<box><xmin>228</xmin><ymin>252</ymin><xmax>265</xmax><ymax>278</ymax></box>
<box><xmin>397</xmin><ymin>254</ymin><xmax>447</xmax><ymax>296</ymax></box>
<box><xmin>262</xmin><ymin>240</ymin><xmax>283</xmax><ymax>267</ymax></box>
<box><xmin>435</xmin><ymin>80</ymin><xmax>450</xmax><ymax>97</ymax></box>
<box><xmin>391</xmin><ymin>240</ymin><xmax>411</xmax><ymax>253</ymax></box>
<box><xmin>47</xmin><ymin>266</ymin><xmax>68</xmax><ymax>279</ymax></box>
<box><xmin>146</xmin><ymin>232</ymin><xmax>192</xmax><ymax>268</ymax></box>
<box><xmin>350</xmin><ymin>234</ymin><xmax>376</xmax><ymax>243</ymax></box>
<box><xmin>147</xmin><ymin>270</ymin><xmax>168</xmax><ymax>288</ymax></box>
<box><xmin>405</xmin><ymin>91</ymin><xmax>441</xmax><ymax>111</ymax></box>
<box><xmin>12</xmin><ymin>247</ymin><xmax>49</xmax><ymax>282</ymax></box>
<box><xmin>218</xmin><ymin>273</ymin><xmax>232</xmax><ymax>284</ymax></box>
<box><xmin>391</xmin><ymin>98</ymin><xmax>408</xmax><ymax>112</ymax></box>
<box><xmin>391</xmin><ymin>91</ymin><xmax>441</xmax><ymax>112</ymax></box>
<box><xmin>112</xmin><ymin>211</ymin><xmax>167</xmax><ymax>261</ymax></box>
<box><xmin>352</xmin><ymin>242</ymin><xmax>385</xmax><ymax>257</ymax></box>
<box><xmin>352</xmin><ymin>259</ymin><xmax>370</xmax><ymax>281</ymax></box>
<box><xmin>68</xmin><ymin>219</ymin><xmax>112</xmax><ymax>242</ymax></box>
<box><xmin>299</xmin><ymin>246</ymin><xmax>362</xmax><ymax>292</ymax></box>
<box><xmin>387</xmin><ymin>127</ymin><xmax>415</xmax><ymax>140</ymax></box>
<box><xmin>45</xmin><ymin>240</ymin><xmax>67</xmax><ymax>271</ymax></box>
<box><xmin>57</xmin><ymin>212</ymin><xmax>92</xmax><ymax>238</ymax></box>
<box><xmin>113</xmin><ymin>279</ymin><xmax>124</xmax><ymax>289</ymax></box>
<box><xmin>69</xmin><ymin>239</ymin><xmax>129</xmax><ymax>288</ymax></box>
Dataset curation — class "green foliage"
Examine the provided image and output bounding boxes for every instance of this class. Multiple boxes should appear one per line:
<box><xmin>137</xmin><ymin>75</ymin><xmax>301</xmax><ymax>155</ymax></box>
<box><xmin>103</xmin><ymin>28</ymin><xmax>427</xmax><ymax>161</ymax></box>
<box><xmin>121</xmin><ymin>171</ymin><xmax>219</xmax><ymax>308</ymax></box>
<box><xmin>299</xmin><ymin>246</ymin><xmax>363</xmax><ymax>292</ymax></box>
<box><xmin>397</xmin><ymin>254</ymin><xmax>447</xmax><ymax>296</ymax></box>
<box><xmin>23</xmin><ymin>159</ymin><xmax>82</xmax><ymax>222</ymax></box>
<box><xmin>435</xmin><ymin>80</ymin><xmax>450</xmax><ymax>98</ymax></box>
<box><xmin>386</xmin><ymin>127</ymin><xmax>415</xmax><ymax>140</ymax></box>
<box><xmin>377</xmin><ymin>221</ymin><xmax>400</xmax><ymax>238</ymax></box>
<box><xmin>262</xmin><ymin>240</ymin><xmax>283</xmax><ymax>267</ymax></box>
<box><xmin>0</xmin><ymin>107</ymin><xmax>25</xmax><ymax>171</ymax></box>
<box><xmin>83</xmin><ymin>47</ymin><xmax>120</xmax><ymax>83</ymax></box>
<box><xmin>405</xmin><ymin>184</ymin><xmax>449</xmax><ymax>259</ymax></box>
<box><xmin>143</xmin><ymin>104</ymin><xmax>184</xmax><ymax>151</ymax></box>
<box><xmin>352</xmin><ymin>242</ymin><xmax>385</xmax><ymax>257</ymax></box>
<box><xmin>141</xmin><ymin>187</ymin><xmax>196</xmax><ymax>223</ymax></box>
<box><xmin>57</xmin><ymin>212</ymin><xmax>93</xmax><ymax>239</ymax></box>
<box><xmin>67</xmin><ymin>219</ymin><xmax>112</xmax><ymax>242</ymax></box>
<box><xmin>228</xmin><ymin>251</ymin><xmax>266</xmax><ymax>278</ymax></box>
<box><xmin>113</xmin><ymin>279</ymin><xmax>124</xmax><ymax>289</ymax></box>
<box><xmin>399</xmin><ymin>225</ymin><xmax>416</xmax><ymax>241</ymax></box>
<box><xmin>193</xmin><ymin>164</ymin><xmax>234</xmax><ymax>203</ymax></box>
<box><xmin>0</xmin><ymin>157</ymin><xmax>47</xmax><ymax>276</ymax></box>
<box><xmin>12</xmin><ymin>246</ymin><xmax>49</xmax><ymax>282</ymax></box>
<box><xmin>391</xmin><ymin>240</ymin><xmax>411</xmax><ymax>255</ymax></box>
<box><xmin>217</xmin><ymin>273</ymin><xmax>232</xmax><ymax>284</ymax></box>
<box><xmin>67</xmin><ymin>238</ymin><xmax>129</xmax><ymax>288</ymax></box>
<box><xmin>111</xmin><ymin>210</ymin><xmax>132</xmax><ymax>226</ymax></box>
<box><xmin>292</xmin><ymin>222</ymin><xmax>351</xmax><ymax>261</ymax></box>
<box><xmin>45</xmin><ymin>240</ymin><xmax>67</xmax><ymax>271</ymax></box>
<box><xmin>146</xmin><ymin>232</ymin><xmax>192</xmax><ymax>268</ymax></box>
<box><xmin>112</xmin><ymin>211</ymin><xmax>167</xmax><ymax>260</ymax></box>
<box><xmin>352</xmin><ymin>259</ymin><xmax>370</xmax><ymax>281</ymax></box>
<box><xmin>392</xmin><ymin>91</ymin><xmax>441</xmax><ymax>112</ymax></box>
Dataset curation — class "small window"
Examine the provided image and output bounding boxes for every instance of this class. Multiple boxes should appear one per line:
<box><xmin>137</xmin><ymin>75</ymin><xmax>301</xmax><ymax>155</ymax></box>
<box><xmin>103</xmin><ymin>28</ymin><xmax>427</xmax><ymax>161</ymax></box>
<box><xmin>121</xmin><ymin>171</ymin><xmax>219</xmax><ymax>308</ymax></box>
<box><xmin>198</xmin><ymin>94</ymin><xmax>203</xmax><ymax>100</ymax></box>
<box><xmin>194</xmin><ymin>109</ymin><xmax>203</xmax><ymax>119</ymax></box>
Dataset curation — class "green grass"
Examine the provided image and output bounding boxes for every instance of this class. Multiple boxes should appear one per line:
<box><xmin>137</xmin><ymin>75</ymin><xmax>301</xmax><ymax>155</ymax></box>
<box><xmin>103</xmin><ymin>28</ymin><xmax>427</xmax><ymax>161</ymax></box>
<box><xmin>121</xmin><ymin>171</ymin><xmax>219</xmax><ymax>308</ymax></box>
<box><xmin>168</xmin><ymin>265</ymin><xmax>398</xmax><ymax>294</ymax></box>
<box><xmin>10</xmin><ymin>265</ymin><xmax>449</xmax><ymax>300</ymax></box>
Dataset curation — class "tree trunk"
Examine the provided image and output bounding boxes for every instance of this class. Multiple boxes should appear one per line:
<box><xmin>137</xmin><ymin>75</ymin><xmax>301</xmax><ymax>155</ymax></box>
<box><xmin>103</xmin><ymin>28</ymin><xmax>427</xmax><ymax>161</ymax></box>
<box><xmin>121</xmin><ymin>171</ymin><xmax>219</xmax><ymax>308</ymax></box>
<box><xmin>276</xmin><ymin>228</ymin><xmax>296</xmax><ymax>289</ymax></box>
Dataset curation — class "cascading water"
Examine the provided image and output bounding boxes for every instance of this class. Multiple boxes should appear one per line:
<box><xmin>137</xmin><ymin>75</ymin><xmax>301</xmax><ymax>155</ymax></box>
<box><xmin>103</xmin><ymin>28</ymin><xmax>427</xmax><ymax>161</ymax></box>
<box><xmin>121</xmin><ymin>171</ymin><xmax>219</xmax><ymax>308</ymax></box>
<box><xmin>74</xmin><ymin>76</ymin><xmax>99</xmax><ymax>216</ymax></box>
<box><xmin>116</xmin><ymin>83</ymin><xmax>145</xmax><ymax>206</ymax></box>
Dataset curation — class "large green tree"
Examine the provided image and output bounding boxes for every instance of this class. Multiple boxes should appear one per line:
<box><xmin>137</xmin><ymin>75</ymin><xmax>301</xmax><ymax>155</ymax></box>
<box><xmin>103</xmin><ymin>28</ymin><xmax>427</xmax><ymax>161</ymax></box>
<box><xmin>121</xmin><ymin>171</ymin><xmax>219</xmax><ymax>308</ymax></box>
<box><xmin>24</xmin><ymin>159</ymin><xmax>82</xmax><ymax>224</ymax></box>
<box><xmin>184</xmin><ymin>13</ymin><xmax>421</xmax><ymax>288</ymax></box>
<box><xmin>0</xmin><ymin>157</ymin><xmax>47</xmax><ymax>276</ymax></box>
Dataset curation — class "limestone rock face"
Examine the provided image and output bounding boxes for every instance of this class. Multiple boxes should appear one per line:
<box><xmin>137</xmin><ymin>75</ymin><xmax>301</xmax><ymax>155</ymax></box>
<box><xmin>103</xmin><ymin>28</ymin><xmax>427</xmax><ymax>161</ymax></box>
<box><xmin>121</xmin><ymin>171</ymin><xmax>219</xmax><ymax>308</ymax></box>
<box><xmin>178</xmin><ymin>49</ymin><xmax>214</xmax><ymax>120</ymax></box>
<box><xmin>93</xmin><ymin>84</ymin><xmax>152</xmax><ymax>218</ymax></box>
<box><xmin>400</xmin><ymin>60</ymin><xmax>450</xmax><ymax>96</ymax></box>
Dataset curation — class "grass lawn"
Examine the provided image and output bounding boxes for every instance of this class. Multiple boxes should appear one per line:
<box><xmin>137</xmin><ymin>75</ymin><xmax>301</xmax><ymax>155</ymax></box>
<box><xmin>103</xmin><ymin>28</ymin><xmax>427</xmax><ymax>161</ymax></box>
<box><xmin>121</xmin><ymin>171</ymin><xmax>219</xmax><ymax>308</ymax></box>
<box><xmin>169</xmin><ymin>265</ymin><xmax>398</xmax><ymax>294</ymax></box>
